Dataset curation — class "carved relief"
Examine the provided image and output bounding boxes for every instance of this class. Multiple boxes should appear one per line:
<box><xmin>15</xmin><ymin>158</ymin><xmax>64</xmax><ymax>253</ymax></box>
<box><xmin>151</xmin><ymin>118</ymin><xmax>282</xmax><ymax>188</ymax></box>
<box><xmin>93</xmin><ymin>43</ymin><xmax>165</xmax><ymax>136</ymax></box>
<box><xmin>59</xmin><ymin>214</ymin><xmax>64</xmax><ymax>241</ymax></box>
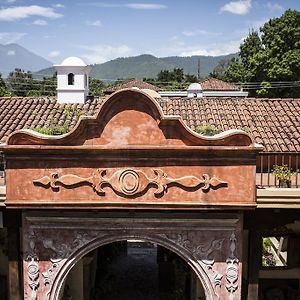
<box><xmin>33</xmin><ymin>168</ymin><xmax>227</xmax><ymax>197</ymax></box>
<box><xmin>27</xmin><ymin>256</ymin><xmax>39</xmax><ymax>300</ymax></box>
<box><xmin>26</xmin><ymin>230</ymin><xmax>40</xmax><ymax>300</ymax></box>
<box><xmin>22</xmin><ymin>214</ymin><xmax>242</xmax><ymax>300</ymax></box>
<box><xmin>226</xmin><ymin>232</ymin><xmax>239</xmax><ymax>300</ymax></box>
<box><xmin>163</xmin><ymin>233</ymin><xmax>224</xmax><ymax>299</ymax></box>
<box><xmin>41</xmin><ymin>231</ymin><xmax>99</xmax><ymax>299</ymax></box>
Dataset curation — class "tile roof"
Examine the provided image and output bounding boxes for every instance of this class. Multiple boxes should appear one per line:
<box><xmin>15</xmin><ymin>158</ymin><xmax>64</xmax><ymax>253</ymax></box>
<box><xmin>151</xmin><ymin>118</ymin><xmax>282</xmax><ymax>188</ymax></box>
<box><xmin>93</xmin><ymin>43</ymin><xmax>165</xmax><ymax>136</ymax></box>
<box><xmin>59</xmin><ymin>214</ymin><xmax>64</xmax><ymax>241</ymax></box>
<box><xmin>1</xmin><ymin>96</ymin><xmax>300</xmax><ymax>152</ymax></box>
<box><xmin>201</xmin><ymin>78</ymin><xmax>240</xmax><ymax>91</ymax></box>
<box><xmin>104</xmin><ymin>79</ymin><xmax>160</xmax><ymax>94</ymax></box>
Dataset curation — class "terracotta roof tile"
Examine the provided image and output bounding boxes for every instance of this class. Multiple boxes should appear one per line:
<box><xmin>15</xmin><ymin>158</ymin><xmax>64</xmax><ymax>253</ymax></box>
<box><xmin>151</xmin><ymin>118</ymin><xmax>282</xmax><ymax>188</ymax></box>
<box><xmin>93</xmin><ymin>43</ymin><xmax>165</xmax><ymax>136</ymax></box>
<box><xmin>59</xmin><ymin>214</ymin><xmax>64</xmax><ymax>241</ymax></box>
<box><xmin>1</xmin><ymin>96</ymin><xmax>300</xmax><ymax>152</ymax></box>
<box><xmin>201</xmin><ymin>78</ymin><xmax>240</xmax><ymax>91</ymax></box>
<box><xmin>104</xmin><ymin>79</ymin><xmax>160</xmax><ymax>94</ymax></box>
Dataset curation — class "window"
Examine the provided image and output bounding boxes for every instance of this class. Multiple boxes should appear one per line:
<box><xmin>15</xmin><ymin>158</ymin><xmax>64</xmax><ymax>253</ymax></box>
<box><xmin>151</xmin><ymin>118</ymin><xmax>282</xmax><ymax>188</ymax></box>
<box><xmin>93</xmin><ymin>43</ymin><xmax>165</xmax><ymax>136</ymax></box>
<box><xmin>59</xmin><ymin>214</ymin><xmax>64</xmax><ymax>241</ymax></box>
<box><xmin>68</xmin><ymin>73</ymin><xmax>74</xmax><ymax>85</ymax></box>
<box><xmin>84</xmin><ymin>74</ymin><xmax>87</xmax><ymax>87</ymax></box>
<box><xmin>262</xmin><ymin>236</ymin><xmax>288</xmax><ymax>267</ymax></box>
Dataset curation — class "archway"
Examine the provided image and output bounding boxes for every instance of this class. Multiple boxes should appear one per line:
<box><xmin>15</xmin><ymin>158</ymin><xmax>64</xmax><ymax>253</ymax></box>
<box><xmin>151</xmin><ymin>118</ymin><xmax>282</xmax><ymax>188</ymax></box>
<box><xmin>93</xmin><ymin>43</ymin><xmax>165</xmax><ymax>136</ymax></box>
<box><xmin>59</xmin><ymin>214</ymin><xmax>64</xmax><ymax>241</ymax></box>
<box><xmin>22</xmin><ymin>212</ymin><xmax>241</xmax><ymax>300</ymax></box>
<box><xmin>60</xmin><ymin>239</ymin><xmax>206</xmax><ymax>300</ymax></box>
<box><xmin>49</xmin><ymin>233</ymin><xmax>215</xmax><ymax>300</ymax></box>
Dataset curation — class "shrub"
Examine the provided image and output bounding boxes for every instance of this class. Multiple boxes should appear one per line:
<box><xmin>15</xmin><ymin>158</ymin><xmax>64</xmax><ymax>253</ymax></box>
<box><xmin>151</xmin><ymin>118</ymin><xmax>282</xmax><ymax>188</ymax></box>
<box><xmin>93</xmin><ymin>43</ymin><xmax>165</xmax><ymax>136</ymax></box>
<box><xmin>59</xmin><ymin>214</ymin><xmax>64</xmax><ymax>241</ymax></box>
<box><xmin>32</xmin><ymin>126</ymin><xmax>69</xmax><ymax>135</ymax></box>
<box><xmin>194</xmin><ymin>124</ymin><xmax>221</xmax><ymax>136</ymax></box>
<box><xmin>272</xmin><ymin>165</ymin><xmax>297</xmax><ymax>187</ymax></box>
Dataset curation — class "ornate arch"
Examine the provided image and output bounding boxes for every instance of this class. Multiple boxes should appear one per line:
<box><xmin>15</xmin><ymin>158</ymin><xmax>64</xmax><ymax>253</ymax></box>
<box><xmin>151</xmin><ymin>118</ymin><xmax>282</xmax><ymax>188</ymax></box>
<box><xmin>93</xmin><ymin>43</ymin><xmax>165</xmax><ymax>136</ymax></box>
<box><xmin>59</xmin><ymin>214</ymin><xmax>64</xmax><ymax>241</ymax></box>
<box><xmin>23</xmin><ymin>212</ymin><xmax>241</xmax><ymax>300</ymax></box>
<box><xmin>50</xmin><ymin>233</ymin><xmax>216</xmax><ymax>300</ymax></box>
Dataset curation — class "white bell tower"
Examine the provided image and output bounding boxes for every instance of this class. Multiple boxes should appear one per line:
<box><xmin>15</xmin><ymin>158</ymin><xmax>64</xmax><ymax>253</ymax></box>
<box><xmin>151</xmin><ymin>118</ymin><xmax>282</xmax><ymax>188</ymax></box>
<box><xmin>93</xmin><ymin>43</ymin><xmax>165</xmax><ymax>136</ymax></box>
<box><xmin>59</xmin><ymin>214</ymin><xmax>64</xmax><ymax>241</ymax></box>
<box><xmin>54</xmin><ymin>57</ymin><xmax>91</xmax><ymax>104</ymax></box>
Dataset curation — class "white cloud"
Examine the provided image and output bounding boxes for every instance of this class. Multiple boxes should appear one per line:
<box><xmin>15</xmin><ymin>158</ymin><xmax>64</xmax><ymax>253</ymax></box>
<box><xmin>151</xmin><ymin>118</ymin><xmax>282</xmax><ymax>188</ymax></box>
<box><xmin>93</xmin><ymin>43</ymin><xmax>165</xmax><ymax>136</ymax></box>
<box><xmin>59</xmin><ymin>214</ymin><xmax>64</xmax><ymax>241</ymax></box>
<box><xmin>86</xmin><ymin>20</ymin><xmax>102</xmax><ymax>27</ymax></box>
<box><xmin>180</xmin><ymin>39</ymin><xmax>242</xmax><ymax>56</ymax></box>
<box><xmin>81</xmin><ymin>2</ymin><xmax>167</xmax><ymax>10</ymax></box>
<box><xmin>125</xmin><ymin>3</ymin><xmax>167</xmax><ymax>10</ymax></box>
<box><xmin>161</xmin><ymin>38</ymin><xmax>243</xmax><ymax>57</ymax></box>
<box><xmin>182</xmin><ymin>30</ymin><xmax>210</xmax><ymax>37</ymax></box>
<box><xmin>0</xmin><ymin>32</ymin><xmax>26</xmax><ymax>44</ymax></box>
<box><xmin>33</xmin><ymin>19</ymin><xmax>48</xmax><ymax>26</ymax></box>
<box><xmin>170</xmin><ymin>36</ymin><xmax>185</xmax><ymax>46</ymax></box>
<box><xmin>0</xmin><ymin>5</ymin><xmax>63</xmax><ymax>21</ymax></box>
<box><xmin>48</xmin><ymin>50</ymin><xmax>60</xmax><ymax>58</ymax></box>
<box><xmin>182</xmin><ymin>29</ymin><xmax>221</xmax><ymax>37</ymax></box>
<box><xmin>220</xmin><ymin>0</ymin><xmax>252</xmax><ymax>15</ymax></box>
<box><xmin>7</xmin><ymin>50</ymin><xmax>15</xmax><ymax>55</ymax></box>
<box><xmin>53</xmin><ymin>4</ymin><xmax>65</xmax><ymax>8</ymax></box>
<box><xmin>265</xmin><ymin>2</ymin><xmax>284</xmax><ymax>12</ymax></box>
<box><xmin>78</xmin><ymin>44</ymin><xmax>132</xmax><ymax>64</ymax></box>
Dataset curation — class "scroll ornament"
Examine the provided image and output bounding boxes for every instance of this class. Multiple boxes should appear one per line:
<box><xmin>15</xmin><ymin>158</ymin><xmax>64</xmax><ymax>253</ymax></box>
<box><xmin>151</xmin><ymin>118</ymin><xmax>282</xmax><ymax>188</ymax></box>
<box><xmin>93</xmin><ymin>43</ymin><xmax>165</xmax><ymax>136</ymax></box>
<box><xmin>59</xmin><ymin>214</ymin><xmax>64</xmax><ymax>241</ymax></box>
<box><xmin>33</xmin><ymin>168</ymin><xmax>227</xmax><ymax>197</ymax></box>
<box><xmin>164</xmin><ymin>233</ymin><xmax>224</xmax><ymax>299</ymax></box>
<box><xmin>226</xmin><ymin>232</ymin><xmax>239</xmax><ymax>300</ymax></box>
<box><xmin>26</xmin><ymin>230</ymin><xmax>39</xmax><ymax>300</ymax></box>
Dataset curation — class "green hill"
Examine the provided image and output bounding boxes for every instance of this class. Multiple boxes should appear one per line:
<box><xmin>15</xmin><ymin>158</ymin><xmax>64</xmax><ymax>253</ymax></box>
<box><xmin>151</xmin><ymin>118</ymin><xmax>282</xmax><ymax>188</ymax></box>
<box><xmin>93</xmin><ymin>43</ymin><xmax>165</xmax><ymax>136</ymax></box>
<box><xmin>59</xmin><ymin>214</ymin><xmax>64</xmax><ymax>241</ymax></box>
<box><xmin>36</xmin><ymin>53</ymin><xmax>238</xmax><ymax>81</ymax></box>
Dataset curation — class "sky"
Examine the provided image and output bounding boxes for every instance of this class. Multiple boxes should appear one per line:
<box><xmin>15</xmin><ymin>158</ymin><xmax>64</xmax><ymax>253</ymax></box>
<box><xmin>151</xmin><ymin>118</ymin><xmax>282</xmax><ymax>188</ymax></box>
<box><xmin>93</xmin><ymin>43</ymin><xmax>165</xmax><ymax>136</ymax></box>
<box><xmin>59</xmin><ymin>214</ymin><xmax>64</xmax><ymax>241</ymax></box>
<box><xmin>0</xmin><ymin>0</ymin><xmax>299</xmax><ymax>65</ymax></box>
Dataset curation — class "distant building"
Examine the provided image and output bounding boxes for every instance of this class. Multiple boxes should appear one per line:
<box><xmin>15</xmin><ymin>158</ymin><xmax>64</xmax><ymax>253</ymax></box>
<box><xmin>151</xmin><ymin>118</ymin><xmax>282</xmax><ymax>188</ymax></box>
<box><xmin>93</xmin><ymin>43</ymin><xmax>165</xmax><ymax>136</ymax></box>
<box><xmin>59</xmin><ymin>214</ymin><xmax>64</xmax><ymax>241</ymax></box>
<box><xmin>54</xmin><ymin>56</ymin><xmax>91</xmax><ymax>104</ymax></box>
<box><xmin>159</xmin><ymin>77</ymin><xmax>248</xmax><ymax>98</ymax></box>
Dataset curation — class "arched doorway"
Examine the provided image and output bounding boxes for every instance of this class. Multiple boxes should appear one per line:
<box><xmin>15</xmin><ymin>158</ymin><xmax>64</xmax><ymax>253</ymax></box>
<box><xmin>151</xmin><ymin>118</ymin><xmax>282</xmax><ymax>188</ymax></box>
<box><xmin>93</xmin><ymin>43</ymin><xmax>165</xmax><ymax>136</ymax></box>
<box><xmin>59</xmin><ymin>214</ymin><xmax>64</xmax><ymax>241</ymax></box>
<box><xmin>60</xmin><ymin>240</ymin><xmax>206</xmax><ymax>300</ymax></box>
<box><xmin>23</xmin><ymin>212</ymin><xmax>241</xmax><ymax>300</ymax></box>
<box><xmin>49</xmin><ymin>232</ymin><xmax>216</xmax><ymax>300</ymax></box>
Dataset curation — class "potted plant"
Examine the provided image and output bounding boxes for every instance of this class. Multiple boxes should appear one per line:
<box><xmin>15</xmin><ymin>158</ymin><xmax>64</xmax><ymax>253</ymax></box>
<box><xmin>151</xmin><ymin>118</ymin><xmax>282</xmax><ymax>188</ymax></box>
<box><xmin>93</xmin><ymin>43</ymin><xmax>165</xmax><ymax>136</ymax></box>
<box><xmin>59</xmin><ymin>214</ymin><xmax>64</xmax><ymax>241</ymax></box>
<box><xmin>272</xmin><ymin>165</ymin><xmax>297</xmax><ymax>188</ymax></box>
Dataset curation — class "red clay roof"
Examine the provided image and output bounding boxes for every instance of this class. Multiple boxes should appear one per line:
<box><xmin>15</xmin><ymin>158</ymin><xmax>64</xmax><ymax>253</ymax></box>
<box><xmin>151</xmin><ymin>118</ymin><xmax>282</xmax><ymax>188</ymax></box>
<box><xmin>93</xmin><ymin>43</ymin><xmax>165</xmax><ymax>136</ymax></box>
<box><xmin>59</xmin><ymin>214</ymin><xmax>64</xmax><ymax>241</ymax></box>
<box><xmin>104</xmin><ymin>79</ymin><xmax>160</xmax><ymax>94</ymax></box>
<box><xmin>201</xmin><ymin>78</ymin><xmax>240</xmax><ymax>91</ymax></box>
<box><xmin>1</xmin><ymin>96</ymin><xmax>300</xmax><ymax>152</ymax></box>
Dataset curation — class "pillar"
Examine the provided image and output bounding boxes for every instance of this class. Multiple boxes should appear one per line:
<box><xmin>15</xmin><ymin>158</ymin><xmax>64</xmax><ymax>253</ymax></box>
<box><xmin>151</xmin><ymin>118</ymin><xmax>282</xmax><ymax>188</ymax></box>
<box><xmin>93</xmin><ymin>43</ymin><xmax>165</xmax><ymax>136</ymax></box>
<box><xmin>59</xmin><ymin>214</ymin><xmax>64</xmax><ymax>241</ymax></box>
<box><xmin>247</xmin><ymin>230</ymin><xmax>261</xmax><ymax>300</ymax></box>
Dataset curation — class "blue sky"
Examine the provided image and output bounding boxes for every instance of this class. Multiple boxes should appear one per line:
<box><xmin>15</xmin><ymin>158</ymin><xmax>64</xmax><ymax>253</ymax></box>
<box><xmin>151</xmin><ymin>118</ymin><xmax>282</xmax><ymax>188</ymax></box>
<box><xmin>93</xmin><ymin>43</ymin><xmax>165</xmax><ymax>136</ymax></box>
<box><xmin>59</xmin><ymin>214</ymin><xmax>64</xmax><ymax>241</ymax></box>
<box><xmin>0</xmin><ymin>0</ymin><xmax>299</xmax><ymax>64</ymax></box>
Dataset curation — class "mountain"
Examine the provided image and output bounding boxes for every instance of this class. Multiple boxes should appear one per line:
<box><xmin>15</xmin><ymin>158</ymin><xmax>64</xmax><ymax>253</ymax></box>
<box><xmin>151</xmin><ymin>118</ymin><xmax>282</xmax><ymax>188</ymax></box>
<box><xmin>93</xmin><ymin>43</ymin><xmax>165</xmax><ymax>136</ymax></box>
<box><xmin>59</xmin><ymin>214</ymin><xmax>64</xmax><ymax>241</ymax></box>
<box><xmin>160</xmin><ymin>54</ymin><xmax>237</xmax><ymax>76</ymax></box>
<box><xmin>36</xmin><ymin>53</ymin><xmax>238</xmax><ymax>81</ymax></box>
<box><xmin>0</xmin><ymin>43</ymin><xmax>52</xmax><ymax>78</ymax></box>
<box><xmin>90</xmin><ymin>54</ymin><xmax>178</xmax><ymax>81</ymax></box>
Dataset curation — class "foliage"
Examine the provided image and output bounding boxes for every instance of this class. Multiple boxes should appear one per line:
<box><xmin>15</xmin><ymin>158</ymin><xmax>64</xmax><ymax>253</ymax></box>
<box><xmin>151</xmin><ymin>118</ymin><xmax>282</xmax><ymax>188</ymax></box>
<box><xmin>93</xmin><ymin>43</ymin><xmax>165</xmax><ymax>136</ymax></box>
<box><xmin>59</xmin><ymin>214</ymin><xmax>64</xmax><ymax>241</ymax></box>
<box><xmin>262</xmin><ymin>238</ymin><xmax>276</xmax><ymax>267</ymax></box>
<box><xmin>144</xmin><ymin>68</ymin><xmax>200</xmax><ymax>90</ymax></box>
<box><xmin>32</xmin><ymin>126</ymin><xmax>69</xmax><ymax>135</ymax></box>
<box><xmin>194</xmin><ymin>124</ymin><xmax>221</xmax><ymax>136</ymax></box>
<box><xmin>26</xmin><ymin>90</ymin><xmax>42</xmax><ymax>97</ymax></box>
<box><xmin>272</xmin><ymin>165</ymin><xmax>297</xmax><ymax>187</ymax></box>
<box><xmin>6</xmin><ymin>68</ymin><xmax>56</xmax><ymax>96</ymax></box>
<box><xmin>4</xmin><ymin>69</ymin><xmax>106</xmax><ymax>97</ymax></box>
<box><xmin>0</xmin><ymin>73</ymin><xmax>11</xmax><ymax>96</ymax></box>
<box><xmin>31</xmin><ymin>106</ymin><xmax>83</xmax><ymax>135</ymax></box>
<box><xmin>223</xmin><ymin>57</ymin><xmax>250</xmax><ymax>83</ymax></box>
<box><xmin>224</xmin><ymin>9</ymin><xmax>300</xmax><ymax>97</ymax></box>
<box><xmin>89</xmin><ymin>77</ymin><xmax>106</xmax><ymax>96</ymax></box>
<box><xmin>210</xmin><ymin>58</ymin><xmax>231</xmax><ymax>80</ymax></box>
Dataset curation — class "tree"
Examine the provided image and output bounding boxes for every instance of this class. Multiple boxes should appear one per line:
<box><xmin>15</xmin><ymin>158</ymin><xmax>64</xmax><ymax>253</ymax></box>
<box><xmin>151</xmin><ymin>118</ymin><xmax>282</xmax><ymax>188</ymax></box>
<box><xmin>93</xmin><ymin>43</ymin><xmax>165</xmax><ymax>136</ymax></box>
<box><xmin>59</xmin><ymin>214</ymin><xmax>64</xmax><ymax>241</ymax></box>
<box><xmin>157</xmin><ymin>70</ymin><xmax>172</xmax><ymax>82</ymax></box>
<box><xmin>6</xmin><ymin>68</ymin><xmax>36</xmax><ymax>96</ymax></box>
<box><xmin>154</xmin><ymin>68</ymin><xmax>199</xmax><ymax>90</ymax></box>
<box><xmin>224</xmin><ymin>9</ymin><xmax>300</xmax><ymax>97</ymax></box>
<box><xmin>210</xmin><ymin>59</ymin><xmax>231</xmax><ymax>80</ymax></box>
<box><xmin>0</xmin><ymin>73</ymin><xmax>11</xmax><ymax>96</ymax></box>
<box><xmin>6</xmin><ymin>69</ymin><xmax>57</xmax><ymax>96</ymax></box>
<box><xmin>89</xmin><ymin>77</ymin><xmax>106</xmax><ymax>96</ymax></box>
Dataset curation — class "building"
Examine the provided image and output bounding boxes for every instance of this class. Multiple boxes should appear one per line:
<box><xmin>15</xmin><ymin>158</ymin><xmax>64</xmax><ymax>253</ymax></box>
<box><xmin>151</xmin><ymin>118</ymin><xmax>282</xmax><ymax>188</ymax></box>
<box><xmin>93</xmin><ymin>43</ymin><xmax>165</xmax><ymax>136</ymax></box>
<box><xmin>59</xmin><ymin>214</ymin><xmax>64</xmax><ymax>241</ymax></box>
<box><xmin>0</xmin><ymin>58</ymin><xmax>299</xmax><ymax>300</ymax></box>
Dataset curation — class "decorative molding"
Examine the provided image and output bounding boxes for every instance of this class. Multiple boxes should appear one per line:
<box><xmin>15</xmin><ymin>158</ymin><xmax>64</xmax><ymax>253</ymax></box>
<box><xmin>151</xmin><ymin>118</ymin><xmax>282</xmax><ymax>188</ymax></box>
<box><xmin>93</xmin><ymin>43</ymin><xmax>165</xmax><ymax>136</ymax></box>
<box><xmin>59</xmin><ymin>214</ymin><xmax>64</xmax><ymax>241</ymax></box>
<box><xmin>226</xmin><ymin>232</ymin><xmax>239</xmax><ymax>300</ymax></box>
<box><xmin>33</xmin><ymin>168</ymin><xmax>227</xmax><ymax>197</ymax></box>
<box><xmin>27</xmin><ymin>255</ymin><xmax>39</xmax><ymax>300</ymax></box>
<box><xmin>41</xmin><ymin>231</ymin><xmax>99</xmax><ymax>299</ymax></box>
<box><xmin>163</xmin><ymin>233</ymin><xmax>224</xmax><ymax>299</ymax></box>
<box><xmin>26</xmin><ymin>230</ymin><xmax>40</xmax><ymax>300</ymax></box>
